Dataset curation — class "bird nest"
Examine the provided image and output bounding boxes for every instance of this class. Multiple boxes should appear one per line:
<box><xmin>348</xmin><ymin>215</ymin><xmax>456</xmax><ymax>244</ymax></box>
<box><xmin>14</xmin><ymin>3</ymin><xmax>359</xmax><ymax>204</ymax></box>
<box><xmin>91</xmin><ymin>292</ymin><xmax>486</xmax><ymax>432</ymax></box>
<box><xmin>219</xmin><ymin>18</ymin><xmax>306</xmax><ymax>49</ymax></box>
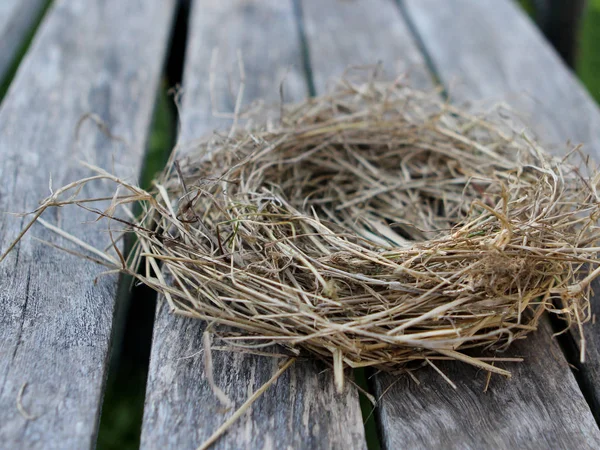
<box><xmin>10</xmin><ymin>80</ymin><xmax>600</xmax><ymax>390</ymax></box>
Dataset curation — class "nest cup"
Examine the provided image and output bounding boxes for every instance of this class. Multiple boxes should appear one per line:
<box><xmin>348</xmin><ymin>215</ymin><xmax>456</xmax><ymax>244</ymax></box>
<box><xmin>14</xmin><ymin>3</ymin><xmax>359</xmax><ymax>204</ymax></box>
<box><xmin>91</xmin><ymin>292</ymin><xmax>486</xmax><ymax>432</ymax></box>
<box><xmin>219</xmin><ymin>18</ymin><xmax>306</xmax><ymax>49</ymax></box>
<box><xmin>19</xmin><ymin>79</ymin><xmax>599</xmax><ymax>391</ymax></box>
<box><xmin>122</xmin><ymin>79</ymin><xmax>600</xmax><ymax>389</ymax></box>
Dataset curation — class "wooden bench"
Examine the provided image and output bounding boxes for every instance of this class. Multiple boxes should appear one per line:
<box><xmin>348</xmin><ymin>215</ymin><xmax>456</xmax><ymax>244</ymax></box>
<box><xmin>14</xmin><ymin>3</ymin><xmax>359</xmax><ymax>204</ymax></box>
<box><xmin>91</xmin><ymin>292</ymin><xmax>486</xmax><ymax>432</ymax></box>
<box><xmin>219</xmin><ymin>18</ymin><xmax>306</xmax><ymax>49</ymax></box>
<box><xmin>1</xmin><ymin>0</ymin><xmax>600</xmax><ymax>448</ymax></box>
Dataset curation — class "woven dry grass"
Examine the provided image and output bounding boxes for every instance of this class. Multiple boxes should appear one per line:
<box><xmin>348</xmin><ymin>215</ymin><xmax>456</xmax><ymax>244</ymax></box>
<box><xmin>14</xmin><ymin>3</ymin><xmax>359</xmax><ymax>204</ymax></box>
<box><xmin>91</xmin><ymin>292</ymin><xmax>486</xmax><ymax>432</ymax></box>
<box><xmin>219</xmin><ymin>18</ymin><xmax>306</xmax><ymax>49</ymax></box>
<box><xmin>5</xmin><ymin>79</ymin><xmax>600</xmax><ymax>391</ymax></box>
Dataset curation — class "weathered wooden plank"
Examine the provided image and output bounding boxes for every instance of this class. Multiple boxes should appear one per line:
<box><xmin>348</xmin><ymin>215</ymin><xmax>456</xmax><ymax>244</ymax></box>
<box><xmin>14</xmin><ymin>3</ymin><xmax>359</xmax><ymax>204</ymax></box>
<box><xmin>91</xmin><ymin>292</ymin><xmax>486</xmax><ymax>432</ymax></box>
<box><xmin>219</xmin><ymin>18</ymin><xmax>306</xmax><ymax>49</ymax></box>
<box><xmin>0</xmin><ymin>0</ymin><xmax>176</xmax><ymax>448</ymax></box>
<box><xmin>403</xmin><ymin>0</ymin><xmax>600</xmax><ymax>429</ymax></box>
<box><xmin>300</xmin><ymin>0</ymin><xmax>600</xmax><ymax>447</ymax></box>
<box><xmin>0</xmin><ymin>0</ymin><xmax>47</xmax><ymax>85</ymax></box>
<box><xmin>139</xmin><ymin>1</ymin><xmax>366</xmax><ymax>449</ymax></box>
<box><xmin>300</xmin><ymin>0</ymin><xmax>431</xmax><ymax>92</ymax></box>
<box><xmin>375</xmin><ymin>320</ymin><xmax>599</xmax><ymax>449</ymax></box>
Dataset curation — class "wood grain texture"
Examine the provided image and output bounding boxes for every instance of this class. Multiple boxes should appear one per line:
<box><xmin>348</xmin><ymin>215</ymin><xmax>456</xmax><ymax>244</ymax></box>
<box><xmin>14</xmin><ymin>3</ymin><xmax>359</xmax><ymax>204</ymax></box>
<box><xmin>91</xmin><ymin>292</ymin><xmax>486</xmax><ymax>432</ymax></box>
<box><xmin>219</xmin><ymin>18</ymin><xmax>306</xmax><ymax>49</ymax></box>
<box><xmin>299</xmin><ymin>0</ymin><xmax>432</xmax><ymax>92</ymax></box>
<box><xmin>583</xmin><ymin>276</ymin><xmax>600</xmax><ymax>419</ymax></box>
<box><xmin>376</xmin><ymin>320</ymin><xmax>599</xmax><ymax>449</ymax></box>
<box><xmin>142</xmin><ymin>305</ymin><xmax>364</xmax><ymax>450</ymax></box>
<box><xmin>300</xmin><ymin>0</ymin><xmax>600</xmax><ymax>447</ymax></box>
<box><xmin>0</xmin><ymin>0</ymin><xmax>175</xmax><ymax>448</ymax></box>
<box><xmin>139</xmin><ymin>1</ymin><xmax>366</xmax><ymax>449</ymax></box>
<box><xmin>0</xmin><ymin>0</ymin><xmax>47</xmax><ymax>84</ymax></box>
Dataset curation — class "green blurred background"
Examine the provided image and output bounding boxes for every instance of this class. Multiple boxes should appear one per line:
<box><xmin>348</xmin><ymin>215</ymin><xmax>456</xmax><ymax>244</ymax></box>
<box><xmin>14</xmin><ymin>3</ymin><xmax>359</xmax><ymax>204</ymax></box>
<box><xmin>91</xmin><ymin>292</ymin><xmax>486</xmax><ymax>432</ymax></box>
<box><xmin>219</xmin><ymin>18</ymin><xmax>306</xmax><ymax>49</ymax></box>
<box><xmin>98</xmin><ymin>2</ymin><xmax>600</xmax><ymax>447</ymax></box>
<box><xmin>519</xmin><ymin>0</ymin><xmax>600</xmax><ymax>102</ymax></box>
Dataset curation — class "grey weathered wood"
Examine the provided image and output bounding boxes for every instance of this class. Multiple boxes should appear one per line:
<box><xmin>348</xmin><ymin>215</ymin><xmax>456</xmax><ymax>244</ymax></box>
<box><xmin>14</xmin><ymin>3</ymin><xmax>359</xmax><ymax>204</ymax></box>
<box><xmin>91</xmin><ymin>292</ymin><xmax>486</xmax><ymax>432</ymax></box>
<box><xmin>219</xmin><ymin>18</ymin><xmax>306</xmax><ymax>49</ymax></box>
<box><xmin>142</xmin><ymin>306</ymin><xmax>364</xmax><ymax>449</ymax></box>
<box><xmin>0</xmin><ymin>0</ymin><xmax>176</xmax><ymax>448</ymax></box>
<box><xmin>585</xmin><ymin>278</ymin><xmax>600</xmax><ymax>418</ymax></box>
<box><xmin>375</xmin><ymin>320</ymin><xmax>599</xmax><ymax>449</ymax></box>
<box><xmin>0</xmin><ymin>0</ymin><xmax>47</xmax><ymax>86</ymax></box>
<box><xmin>300</xmin><ymin>0</ymin><xmax>600</xmax><ymax>447</ymax></box>
<box><xmin>139</xmin><ymin>1</ymin><xmax>366</xmax><ymax>449</ymax></box>
<box><xmin>300</xmin><ymin>0</ymin><xmax>431</xmax><ymax>93</ymax></box>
